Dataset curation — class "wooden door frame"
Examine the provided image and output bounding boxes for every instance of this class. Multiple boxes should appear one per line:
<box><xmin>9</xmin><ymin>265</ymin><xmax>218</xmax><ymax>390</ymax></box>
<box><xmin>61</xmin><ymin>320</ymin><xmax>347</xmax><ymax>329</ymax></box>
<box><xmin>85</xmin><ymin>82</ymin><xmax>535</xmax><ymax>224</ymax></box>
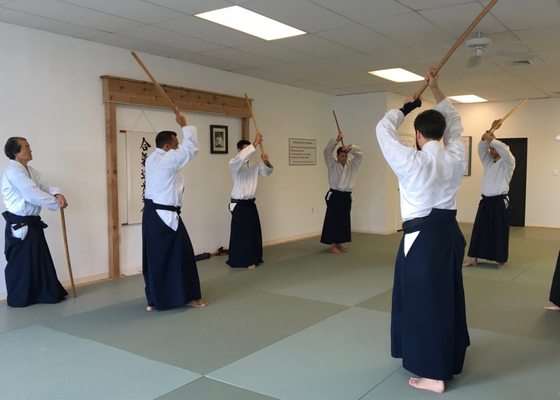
<box><xmin>101</xmin><ymin>75</ymin><xmax>252</xmax><ymax>278</ymax></box>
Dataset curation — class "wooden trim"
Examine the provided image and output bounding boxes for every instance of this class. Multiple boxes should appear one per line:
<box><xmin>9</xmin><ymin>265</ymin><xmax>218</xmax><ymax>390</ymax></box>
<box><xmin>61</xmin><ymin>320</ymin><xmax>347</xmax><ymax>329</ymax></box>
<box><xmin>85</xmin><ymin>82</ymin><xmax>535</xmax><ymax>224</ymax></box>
<box><xmin>103</xmin><ymin>79</ymin><xmax>119</xmax><ymax>278</ymax></box>
<box><xmin>241</xmin><ymin>117</ymin><xmax>250</xmax><ymax>140</ymax></box>
<box><xmin>101</xmin><ymin>75</ymin><xmax>254</xmax><ymax>280</ymax></box>
<box><xmin>101</xmin><ymin>75</ymin><xmax>251</xmax><ymax>117</ymax></box>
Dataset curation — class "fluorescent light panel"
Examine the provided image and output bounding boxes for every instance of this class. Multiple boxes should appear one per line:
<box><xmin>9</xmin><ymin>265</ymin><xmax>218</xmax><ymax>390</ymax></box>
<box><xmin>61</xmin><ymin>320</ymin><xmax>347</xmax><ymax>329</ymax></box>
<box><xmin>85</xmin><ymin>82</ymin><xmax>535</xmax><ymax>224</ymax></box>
<box><xmin>449</xmin><ymin>95</ymin><xmax>488</xmax><ymax>103</ymax></box>
<box><xmin>368</xmin><ymin>68</ymin><xmax>423</xmax><ymax>83</ymax></box>
<box><xmin>195</xmin><ymin>6</ymin><xmax>306</xmax><ymax>41</ymax></box>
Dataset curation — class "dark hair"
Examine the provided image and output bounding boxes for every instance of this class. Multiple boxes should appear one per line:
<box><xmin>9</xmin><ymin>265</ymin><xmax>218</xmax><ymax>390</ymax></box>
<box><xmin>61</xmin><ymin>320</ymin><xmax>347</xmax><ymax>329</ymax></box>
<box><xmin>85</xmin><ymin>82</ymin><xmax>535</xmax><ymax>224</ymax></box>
<box><xmin>336</xmin><ymin>146</ymin><xmax>347</xmax><ymax>155</ymax></box>
<box><xmin>4</xmin><ymin>137</ymin><xmax>25</xmax><ymax>160</ymax></box>
<box><xmin>155</xmin><ymin>131</ymin><xmax>177</xmax><ymax>148</ymax></box>
<box><xmin>237</xmin><ymin>139</ymin><xmax>251</xmax><ymax>150</ymax></box>
<box><xmin>414</xmin><ymin>109</ymin><xmax>446</xmax><ymax>141</ymax></box>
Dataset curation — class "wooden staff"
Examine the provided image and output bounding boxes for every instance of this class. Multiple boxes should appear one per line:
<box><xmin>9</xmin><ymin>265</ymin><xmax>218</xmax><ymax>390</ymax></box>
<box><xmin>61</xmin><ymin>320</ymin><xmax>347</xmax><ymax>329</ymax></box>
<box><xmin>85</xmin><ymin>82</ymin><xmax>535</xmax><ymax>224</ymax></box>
<box><xmin>332</xmin><ymin>111</ymin><xmax>345</xmax><ymax>147</ymax></box>
<box><xmin>131</xmin><ymin>51</ymin><xmax>177</xmax><ymax>111</ymax></box>
<box><xmin>244</xmin><ymin>94</ymin><xmax>265</xmax><ymax>153</ymax></box>
<box><xmin>60</xmin><ymin>208</ymin><xmax>77</xmax><ymax>297</ymax></box>
<box><xmin>500</xmin><ymin>98</ymin><xmax>528</xmax><ymax>124</ymax></box>
<box><xmin>414</xmin><ymin>0</ymin><xmax>500</xmax><ymax>100</ymax></box>
<box><xmin>489</xmin><ymin>98</ymin><xmax>528</xmax><ymax>134</ymax></box>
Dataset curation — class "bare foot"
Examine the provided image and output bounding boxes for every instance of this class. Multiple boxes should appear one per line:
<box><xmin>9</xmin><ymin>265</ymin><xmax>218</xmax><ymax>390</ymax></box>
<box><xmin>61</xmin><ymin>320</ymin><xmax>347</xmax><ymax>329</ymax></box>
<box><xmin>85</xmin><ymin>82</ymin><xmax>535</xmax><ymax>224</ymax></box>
<box><xmin>544</xmin><ymin>305</ymin><xmax>560</xmax><ymax>311</ymax></box>
<box><xmin>146</xmin><ymin>305</ymin><xmax>155</xmax><ymax>312</ymax></box>
<box><xmin>497</xmin><ymin>262</ymin><xmax>505</xmax><ymax>267</ymax></box>
<box><xmin>336</xmin><ymin>243</ymin><xmax>345</xmax><ymax>251</ymax></box>
<box><xmin>186</xmin><ymin>299</ymin><xmax>208</xmax><ymax>308</ymax></box>
<box><xmin>409</xmin><ymin>377</ymin><xmax>445</xmax><ymax>394</ymax></box>
<box><xmin>248</xmin><ymin>264</ymin><xmax>257</xmax><ymax>270</ymax></box>
<box><xmin>330</xmin><ymin>244</ymin><xmax>341</xmax><ymax>254</ymax></box>
<box><xmin>463</xmin><ymin>257</ymin><xmax>478</xmax><ymax>267</ymax></box>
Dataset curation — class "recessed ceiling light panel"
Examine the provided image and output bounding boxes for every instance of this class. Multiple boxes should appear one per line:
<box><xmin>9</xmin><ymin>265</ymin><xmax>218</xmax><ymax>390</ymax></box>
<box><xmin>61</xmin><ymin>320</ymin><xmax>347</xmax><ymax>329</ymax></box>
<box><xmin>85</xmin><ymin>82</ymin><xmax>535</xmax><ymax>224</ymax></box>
<box><xmin>368</xmin><ymin>68</ymin><xmax>424</xmax><ymax>83</ymax></box>
<box><xmin>196</xmin><ymin>6</ymin><xmax>306</xmax><ymax>41</ymax></box>
<box><xmin>449</xmin><ymin>95</ymin><xmax>488</xmax><ymax>103</ymax></box>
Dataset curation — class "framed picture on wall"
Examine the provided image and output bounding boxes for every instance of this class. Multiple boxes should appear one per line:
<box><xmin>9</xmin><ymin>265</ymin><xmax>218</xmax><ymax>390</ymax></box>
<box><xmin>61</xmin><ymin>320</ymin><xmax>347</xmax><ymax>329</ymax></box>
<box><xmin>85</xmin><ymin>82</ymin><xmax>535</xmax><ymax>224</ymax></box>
<box><xmin>462</xmin><ymin>136</ymin><xmax>472</xmax><ymax>176</ymax></box>
<box><xmin>210</xmin><ymin>125</ymin><xmax>228</xmax><ymax>154</ymax></box>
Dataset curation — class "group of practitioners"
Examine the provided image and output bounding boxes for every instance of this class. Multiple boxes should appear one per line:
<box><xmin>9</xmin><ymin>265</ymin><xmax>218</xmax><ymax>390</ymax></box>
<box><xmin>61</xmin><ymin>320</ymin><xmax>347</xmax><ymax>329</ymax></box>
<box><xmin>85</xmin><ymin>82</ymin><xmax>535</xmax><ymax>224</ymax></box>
<box><xmin>2</xmin><ymin>67</ymin><xmax>559</xmax><ymax>394</ymax></box>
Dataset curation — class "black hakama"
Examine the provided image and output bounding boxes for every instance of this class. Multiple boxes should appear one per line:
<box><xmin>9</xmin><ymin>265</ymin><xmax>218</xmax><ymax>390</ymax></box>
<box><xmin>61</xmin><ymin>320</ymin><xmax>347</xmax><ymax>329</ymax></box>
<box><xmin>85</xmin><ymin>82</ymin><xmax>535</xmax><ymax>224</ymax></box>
<box><xmin>142</xmin><ymin>199</ymin><xmax>201</xmax><ymax>310</ymax></box>
<box><xmin>320</xmin><ymin>189</ymin><xmax>352</xmax><ymax>245</ymax></box>
<box><xmin>467</xmin><ymin>194</ymin><xmax>510</xmax><ymax>263</ymax></box>
<box><xmin>391</xmin><ymin>209</ymin><xmax>470</xmax><ymax>381</ymax></box>
<box><xmin>227</xmin><ymin>199</ymin><xmax>263</xmax><ymax>268</ymax></box>
<box><xmin>2</xmin><ymin>211</ymin><xmax>67</xmax><ymax>307</ymax></box>
<box><xmin>549</xmin><ymin>250</ymin><xmax>560</xmax><ymax>307</ymax></box>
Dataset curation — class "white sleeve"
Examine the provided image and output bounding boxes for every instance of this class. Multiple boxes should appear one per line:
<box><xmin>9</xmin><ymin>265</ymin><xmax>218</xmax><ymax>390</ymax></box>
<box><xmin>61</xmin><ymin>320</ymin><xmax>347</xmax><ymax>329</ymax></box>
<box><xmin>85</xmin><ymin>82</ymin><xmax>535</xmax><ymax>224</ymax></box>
<box><xmin>434</xmin><ymin>99</ymin><xmax>466</xmax><ymax>164</ymax></box>
<box><xmin>323</xmin><ymin>138</ymin><xmax>339</xmax><ymax>170</ymax></box>
<box><xmin>348</xmin><ymin>145</ymin><xmax>363</xmax><ymax>170</ymax></box>
<box><xmin>6</xmin><ymin>167</ymin><xmax>59</xmax><ymax>211</ymax></box>
<box><xmin>478</xmin><ymin>139</ymin><xmax>493</xmax><ymax>168</ymax></box>
<box><xmin>376</xmin><ymin>109</ymin><xmax>418</xmax><ymax>179</ymax></box>
<box><xmin>258</xmin><ymin>162</ymin><xmax>273</xmax><ymax>176</ymax></box>
<box><xmin>229</xmin><ymin>144</ymin><xmax>256</xmax><ymax>173</ymax></box>
<box><xmin>170</xmin><ymin>125</ymin><xmax>199</xmax><ymax>170</ymax></box>
<box><xmin>491</xmin><ymin>139</ymin><xmax>516</xmax><ymax>174</ymax></box>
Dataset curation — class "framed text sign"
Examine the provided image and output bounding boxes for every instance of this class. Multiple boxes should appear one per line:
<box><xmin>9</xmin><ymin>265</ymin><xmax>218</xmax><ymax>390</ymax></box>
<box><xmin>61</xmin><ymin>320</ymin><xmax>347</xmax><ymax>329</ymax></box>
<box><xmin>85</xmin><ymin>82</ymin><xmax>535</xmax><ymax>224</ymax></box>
<box><xmin>289</xmin><ymin>138</ymin><xmax>316</xmax><ymax>165</ymax></box>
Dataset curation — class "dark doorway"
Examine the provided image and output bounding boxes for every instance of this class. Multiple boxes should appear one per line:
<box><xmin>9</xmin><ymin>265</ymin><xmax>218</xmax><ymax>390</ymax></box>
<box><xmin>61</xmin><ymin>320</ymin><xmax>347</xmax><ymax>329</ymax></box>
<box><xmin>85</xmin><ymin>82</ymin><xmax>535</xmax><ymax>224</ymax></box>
<box><xmin>501</xmin><ymin>138</ymin><xmax>527</xmax><ymax>227</ymax></box>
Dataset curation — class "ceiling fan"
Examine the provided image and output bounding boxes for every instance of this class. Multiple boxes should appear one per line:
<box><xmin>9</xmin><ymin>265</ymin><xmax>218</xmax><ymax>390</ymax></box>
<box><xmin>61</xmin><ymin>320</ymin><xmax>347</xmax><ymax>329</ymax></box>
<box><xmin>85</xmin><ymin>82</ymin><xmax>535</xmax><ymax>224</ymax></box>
<box><xmin>464</xmin><ymin>32</ymin><xmax>494</xmax><ymax>67</ymax></box>
<box><xmin>462</xmin><ymin>32</ymin><xmax>534</xmax><ymax>68</ymax></box>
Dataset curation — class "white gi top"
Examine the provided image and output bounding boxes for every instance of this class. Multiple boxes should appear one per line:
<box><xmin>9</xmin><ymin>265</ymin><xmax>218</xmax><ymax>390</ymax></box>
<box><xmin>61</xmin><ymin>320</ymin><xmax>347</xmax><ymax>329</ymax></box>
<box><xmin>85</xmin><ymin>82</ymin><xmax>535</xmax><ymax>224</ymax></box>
<box><xmin>324</xmin><ymin>138</ymin><xmax>363</xmax><ymax>192</ymax></box>
<box><xmin>145</xmin><ymin>125</ymin><xmax>198</xmax><ymax>230</ymax></box>
<box><xmin>229</xmin><ymin>144</ymin><xmax>273</xmax><ymax>200</ymax></box>
<box><xmin>478</xmin><ymin>138</ymin><xmax>515</xmax><ymax>196</ymax></box>
<box><xmin>2</xmin><ymin>159</ymin><xmax>60</xmax><ymax>215</ymax></box>
<box><xmin>376</xmin><ymin>99</ymin><xmax>466</xmax><ymax>222</ymax></box>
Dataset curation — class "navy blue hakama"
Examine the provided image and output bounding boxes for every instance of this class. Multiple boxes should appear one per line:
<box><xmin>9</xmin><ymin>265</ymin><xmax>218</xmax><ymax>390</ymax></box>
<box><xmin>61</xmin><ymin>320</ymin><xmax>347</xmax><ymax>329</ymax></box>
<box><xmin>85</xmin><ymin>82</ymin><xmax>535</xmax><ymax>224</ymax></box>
<box><xmin>2</xmin><ymin>211</ymin><xmax>67</xmax><ymax>307</ymax></box>
<box><xmin>467</xmin><ymin>194</ymin><xmax>510</xmax><ymax>263</ymax></box>
<box><xmin>142</xmin><ymin>199</ymin><xmax>201</xmax><ymax>310</ymax></box>
<box><xmin>320</xmin><ymin>189</ymin><xmax>352</xmax><ymax>245</ymax></box>
<box><xmin>391</xmin><ymin>209</ymin><xmax>470</xmax><ymax>381</ymax></box>
<box><xmin>227</xmin><ymin>198</ymin><xmax>263</xmax><ymax>268</ymax></box>
<box><xmin>549</xmin><ymin>250</ymin><xmax>560</xmax><ymax>307</ymax></box>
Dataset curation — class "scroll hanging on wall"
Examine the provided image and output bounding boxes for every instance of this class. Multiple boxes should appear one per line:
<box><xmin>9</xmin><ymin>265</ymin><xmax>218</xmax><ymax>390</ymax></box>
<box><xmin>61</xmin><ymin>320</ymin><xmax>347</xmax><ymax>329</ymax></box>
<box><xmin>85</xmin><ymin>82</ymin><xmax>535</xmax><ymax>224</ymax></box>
<box><xmin>123</xmin><ymin>130</ymin><xmax>157</xmax><ymax>224</ymax></box>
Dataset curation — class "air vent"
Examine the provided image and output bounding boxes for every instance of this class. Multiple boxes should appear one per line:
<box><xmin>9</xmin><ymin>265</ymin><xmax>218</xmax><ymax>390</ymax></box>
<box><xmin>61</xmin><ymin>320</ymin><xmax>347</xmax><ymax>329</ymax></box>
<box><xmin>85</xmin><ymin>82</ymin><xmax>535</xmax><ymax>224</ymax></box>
<box><xmin>511</xmin><ymin>59</ymin><xmax>532</xmax><ymax>65</ymax></box>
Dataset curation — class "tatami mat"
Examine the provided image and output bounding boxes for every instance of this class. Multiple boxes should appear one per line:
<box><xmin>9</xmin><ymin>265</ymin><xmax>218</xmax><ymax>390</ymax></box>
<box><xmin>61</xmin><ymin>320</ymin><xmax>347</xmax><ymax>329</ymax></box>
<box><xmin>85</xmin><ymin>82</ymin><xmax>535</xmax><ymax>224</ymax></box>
<box><xmin>209</xmin><ymin>308</ymin><xmax>399</xmax><ymax>400</ymax></box>
<box><xmin>0</xmin><ymin>325</ymin><xmax>200</xmax><ymax>400</ymax></box>
<box><xmin>1</xmin><ymin>226</ymin><xmax>559</xmax><ymax>399</ymax></box>
<box><xmin>156</xmin><ymin>378</ymin><xmax>277</xmax><ymax>400</ymax></box>
<box><xmin>44</xmin><ymin>290</ymin><xmax>346</xmax><ymax>375</ymax></box>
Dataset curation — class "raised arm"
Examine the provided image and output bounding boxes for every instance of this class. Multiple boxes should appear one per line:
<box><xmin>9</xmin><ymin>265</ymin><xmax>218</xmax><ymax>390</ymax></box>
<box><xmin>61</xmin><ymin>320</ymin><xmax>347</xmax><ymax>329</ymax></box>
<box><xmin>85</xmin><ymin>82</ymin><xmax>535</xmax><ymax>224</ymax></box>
<box><xmin>345</xmin><ymin>144</ymin><xmax>363</xmax><ymax>169</ymax></box>
<box><xmin>259</xmin><ymin>153</ymin><xmax>273</xmax><ymax>176</ymax></box>
<box><xmin>229</xmin><ymin>144</ymin><xmax>255</xmax><ymax>173</ymax></box>
<box><xmin>324</xmin><ymin>137</ymin><xmax>340</xmax><ymax>169</ymax></box>
<box><xmin>170</xmin><ymin>108</ymin><xmax>199</xmax><ymax>170</ymax></box>
<box><xmin>376</xmin><ymin>107</ymin><xmax>418</xmax><ymax>179</ymax></box>
<box><xmin>489</xmin><ymin>137</ymin><xmax>516</xmax><ymax>173</ymax></box>
<box><xmin>426</xmin><ymin>68</ymin><xmax>445</xmax><ymax>104</ymax></box>
<box><xmin>478</xmin><ymin>133</ymin><xmax>493</xmax><ymax>168</ymax></box>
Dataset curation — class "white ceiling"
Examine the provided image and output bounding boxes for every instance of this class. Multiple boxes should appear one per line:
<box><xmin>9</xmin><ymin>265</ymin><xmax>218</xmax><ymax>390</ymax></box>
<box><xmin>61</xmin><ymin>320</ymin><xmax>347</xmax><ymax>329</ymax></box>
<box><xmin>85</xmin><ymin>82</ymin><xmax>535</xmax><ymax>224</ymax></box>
<box><xmin>1</xmin><ymin>0</ymin><xmax>560</xmax><ymax>102</ymax></box>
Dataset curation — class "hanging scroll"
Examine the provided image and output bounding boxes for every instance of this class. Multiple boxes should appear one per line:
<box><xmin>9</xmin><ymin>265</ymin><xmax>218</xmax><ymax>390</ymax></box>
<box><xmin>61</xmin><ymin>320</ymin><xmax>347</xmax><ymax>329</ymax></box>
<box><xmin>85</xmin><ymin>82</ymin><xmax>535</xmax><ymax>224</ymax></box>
<box><xmin>123</xmin><ymin>130</ymin><xmax>157</xmax><ymax>224</ymax></box>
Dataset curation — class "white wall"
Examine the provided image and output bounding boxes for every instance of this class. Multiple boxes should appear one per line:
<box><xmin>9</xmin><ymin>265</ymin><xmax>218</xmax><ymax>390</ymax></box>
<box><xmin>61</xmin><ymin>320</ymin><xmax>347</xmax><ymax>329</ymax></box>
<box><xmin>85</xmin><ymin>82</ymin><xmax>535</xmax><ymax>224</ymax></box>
<box><xmin>0</xmin><ymin>22</ymin><xmax>336</xmax><ymax>296</ymax></box>
<box><xmin>456</xmin><ymin>98</ymin><xmax>560</xmax><ymax>228</ymax></box>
